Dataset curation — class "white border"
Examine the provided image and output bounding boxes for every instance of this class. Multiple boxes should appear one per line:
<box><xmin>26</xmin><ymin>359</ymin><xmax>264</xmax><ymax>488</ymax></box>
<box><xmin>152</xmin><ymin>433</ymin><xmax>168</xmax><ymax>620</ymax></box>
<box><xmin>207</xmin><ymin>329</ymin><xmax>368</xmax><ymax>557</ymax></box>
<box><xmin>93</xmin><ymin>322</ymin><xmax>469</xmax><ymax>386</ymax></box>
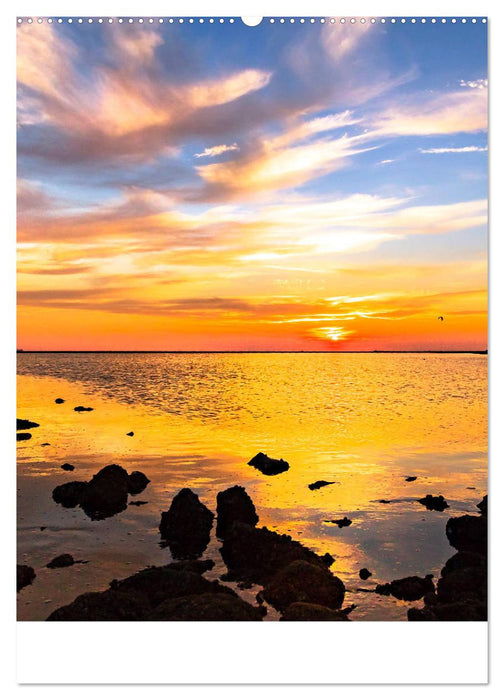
<box><xmin>3</xmin><ymin>0</ymin><xmax>501</xmax><ymax>690</ymax></box>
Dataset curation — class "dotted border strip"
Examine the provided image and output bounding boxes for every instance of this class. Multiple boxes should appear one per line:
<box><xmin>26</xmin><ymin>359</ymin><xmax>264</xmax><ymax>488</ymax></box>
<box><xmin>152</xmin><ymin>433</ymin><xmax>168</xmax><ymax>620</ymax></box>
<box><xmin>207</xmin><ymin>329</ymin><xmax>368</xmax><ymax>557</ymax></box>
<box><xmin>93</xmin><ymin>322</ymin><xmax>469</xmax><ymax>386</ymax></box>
<box><xmin>16</xmin><ymin>17</ymin><xmax>488</xmax><ymax>25</ymax></box>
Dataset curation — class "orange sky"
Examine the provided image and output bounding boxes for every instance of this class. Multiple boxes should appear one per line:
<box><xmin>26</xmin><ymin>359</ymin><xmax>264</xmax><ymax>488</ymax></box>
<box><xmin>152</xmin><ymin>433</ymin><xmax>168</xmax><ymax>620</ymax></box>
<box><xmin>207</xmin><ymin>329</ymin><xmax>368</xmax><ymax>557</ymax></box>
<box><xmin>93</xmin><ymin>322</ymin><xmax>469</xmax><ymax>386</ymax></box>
<box><xmin>16</xmin><ymin>20</ymin><xmax>488</xmax><ymax>351</ymax></box>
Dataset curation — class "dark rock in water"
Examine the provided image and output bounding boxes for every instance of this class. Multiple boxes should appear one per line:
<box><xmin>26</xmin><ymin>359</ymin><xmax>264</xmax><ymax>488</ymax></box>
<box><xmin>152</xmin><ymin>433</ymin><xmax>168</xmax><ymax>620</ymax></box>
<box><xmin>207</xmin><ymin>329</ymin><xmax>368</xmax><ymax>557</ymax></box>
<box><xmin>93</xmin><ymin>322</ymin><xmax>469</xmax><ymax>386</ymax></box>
<box><xmin>359</xmin><ymin>568</ymin><xmax>372</xmax><ymax>580</ymax></box>
<box><xmin>60</xmin><ymin>463</ymin><xmax>75</xmax><ymax>472</ymax></box>
<box><xmin>308</xmin><ymin>480</ymin><xmax>335</xmax><ymax>491</ymax></box>
<box><xmin>220</xmin><ymin>522</ymin><xmax>333</xmax><ymax>585</ymax></box>
<box><xmin>281</xmin><ymin>602</ymin><xmax>350</xmax><ymax>621</ymax></box>
<box><xmin>52</xmin><ymin>481</ymin><xmax>87</xmax><ymax>508</ymax></box>
<box><xmin>378</xmin><ymin>499</ymin><xmax>391</xmax><ymax>504</ymax></box>
<box><xmin>477</xmin><ymin>494</ymin><xmax>487</xmax><ymax>517</ymax></box>
<box><xmin>47</xmin><ymin>561</ymin><xmax>239</xmax><ymax>621</ymax></box>
<box><xmin>248</xmin><ymin>452</ymin><xmax>289</xmax><ymax>476</ymax></box>
<box><xmin>437</xmin><ymin>565</ymin><xmax>486</xmax><ymax>606</ymax></box>
<box><xmin>149</xmin><ymin>592</ymin><xmax>264</xmax><ymax>621</ymax></box>
<box><xmin>74</xmin><ymin>406</ymin><xmax>94</xmax><ymax>412</ymax></box>
<box><xmin>418</xmin><ymin>494</ymin><xmax>449</xmax><ymax>511</ymax></box>
<box><xmin>55</xmin><ymin>398</ymin><xmax>65</xmax><ymax>404</ymax></box>
<box><xmin>126</xmin><ymin>431</ymin><xmax>134</xmax><ymax>436</ymax></box>
<box><xmin>325</xmin><ymin>516</ymin><xmax>352</xmax><ymax>528</ymax></box>
<box><xmin>216</xmin><ymin>485</ymin><xmax>258</xmax><ymax>538</ymax></box>
<box><xmin>47</xmin><ymin>554</ymin><xmax>75</xmax><ymax>569</ymax></box>
<box><xmin>17</xmin><ymin>432</ymin><xmax>32</xmax><ymax>441</ymax></box>
<box><xmin>376</xmin><ymin>575</ymin><xmax>435</xmax><ymax>601</ymax></box>
<box><xmin>40</xmin><ymin>526</ymin><xmax>46</xmax><ymax>531</ymax></box>
<box><xmin>17</xmin><ymin>419</ymin><xmax>40</xmax><ymax>430</ymax></box>
<box><xmin>47</xmin><ymin>589</ymin><xmax>151</xmax><ymax>621</ymax></box>
<box><xmin>446</xmin><ymin>514</ymin><xmax>487</xmax><ymax>554</ymax></box>
<box><xmin>408</xmin><ymin>601</ymin><xmax>487</xmax><ymax>621</ymax></box>
<box><xmin>262</xmin><ymin>560</ymin><xmax>345</xmax><ymax>612</ymax></box>
<box><xmin>127</xmin><ymin>470</ymin><xmax>150</xmax><ymax>495</ymax></box>
<box><xmin>159</xmin><ymin>488</ymin><xmax>214</xmax><ymax>559</ymax></box>
<box><xmin>79</xmin><ymin>464</ymin><xmax>129</xmax><ymax>520</ymax></box>
<box><xmin>405</xmin><ymin>476</ymin><xmax>417</xmax><ymax>482</ymax></box>
<box><xmin>17</xmin><ymin>565</ymin><xmax>36</xmax><ymax>592</ymax></box>
<box><xmin>441</xmin><ymin>551</ymin><xmax>486</xmax><ymax>578</ymax></box>
<box><xmin>41</xmin><ymin>443</ymin><xmax>50</xmax><ymax>446</ymax></box>
<box><xmin>129</xmin><ymin>500</ymin><xmax>148</xmax><ymax>507</ymax></box>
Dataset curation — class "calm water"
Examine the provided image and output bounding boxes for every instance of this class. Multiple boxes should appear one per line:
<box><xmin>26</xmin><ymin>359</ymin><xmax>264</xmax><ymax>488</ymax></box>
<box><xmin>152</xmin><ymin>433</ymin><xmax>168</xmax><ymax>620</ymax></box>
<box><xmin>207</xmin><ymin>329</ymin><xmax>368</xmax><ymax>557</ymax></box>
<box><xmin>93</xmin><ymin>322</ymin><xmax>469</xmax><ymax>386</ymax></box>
<box><xmin>17</xmin><ymin>352</ymin><xmax>487</xmax><ymax>621</ymax></box>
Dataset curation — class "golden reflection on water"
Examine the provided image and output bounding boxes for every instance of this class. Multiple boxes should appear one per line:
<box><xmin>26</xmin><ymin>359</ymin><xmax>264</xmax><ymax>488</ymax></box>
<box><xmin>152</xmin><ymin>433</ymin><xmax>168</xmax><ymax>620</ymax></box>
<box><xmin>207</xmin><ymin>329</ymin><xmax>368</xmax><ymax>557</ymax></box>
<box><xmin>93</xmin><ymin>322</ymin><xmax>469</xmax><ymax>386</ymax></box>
<box><xmin>17</xmin><ymin>354</ymin><xmax>487</xmax><ymax>621</ymax></box>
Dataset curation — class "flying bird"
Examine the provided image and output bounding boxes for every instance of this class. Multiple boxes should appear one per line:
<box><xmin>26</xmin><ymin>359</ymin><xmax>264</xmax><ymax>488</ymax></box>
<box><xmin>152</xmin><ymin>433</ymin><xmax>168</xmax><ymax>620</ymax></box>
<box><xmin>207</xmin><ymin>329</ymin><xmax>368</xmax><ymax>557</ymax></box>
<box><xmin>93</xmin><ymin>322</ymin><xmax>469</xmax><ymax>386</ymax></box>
<box><xmin>438</xmin><ymin>316</ymin><xmax>444</xmax><ymax>321</ymax></box>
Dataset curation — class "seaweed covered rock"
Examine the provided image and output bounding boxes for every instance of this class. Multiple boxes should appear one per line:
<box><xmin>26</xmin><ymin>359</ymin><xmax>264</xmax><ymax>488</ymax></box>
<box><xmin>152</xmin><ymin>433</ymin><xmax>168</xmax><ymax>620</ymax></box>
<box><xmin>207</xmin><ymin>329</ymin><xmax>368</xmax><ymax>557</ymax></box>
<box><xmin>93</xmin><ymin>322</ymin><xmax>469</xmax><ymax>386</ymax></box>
<box><xmin>159</xmin><ymin>488</ymin><xmax>214</xmax><ymax>559</ymax></box>
<box><xmin>248</xmin><ymin>452</ymin><xmax>289</xmax><ymax>476</ymax></box>
<box><xmin>281</xmin><ymin>602</ymin><xmax>350</xmax><ymax>621</ymax></box>
<box><xmin>52</xmin><ymin>481</ymin><xmax>87</xmax><ymax>508</ymax></box>
<box><xmin>216</xmin><ymin>485</ymin><xmax>258</xmax><ymax>538</ymax></box>
<box><xmin>261</xmin><ymin>560</ymin><xmax>345</xmax><ymax>612</ymax></box>
<box><xmin>149</xmin><ymin>592</ymin><xmax>264</xmax><ymax>621</ymax></box>
<box><xmin>46</xmin><ymin>554</ymin><xmax>75</xmax><ymax>569</ymax></box>
<box><xmin>308</xmin><ymin>480</ymin><xmax>335</xmax><ymax>491</ymax></box>
<box><xmin>79</xmin><ymin>464</ymin><xmax>129</xmax><ymax>520</ymax></box>
<box><xmin>17</xmin><ymin>564</ymin><xmax>36</xmax><ymax>592</ymax></box>
<box><xmin>446</xmin><ymin>514</ymin><xmax>487</xmax><ymax>554</ymax></box>
<box><xmin>376</xmin><ymin>575</ymin><xmax>435</xmax><ymax>601</ymax></box>
<box><xmin>17</xmin><ymin>419</ymin><xmax>40</xmax><ymax>430</ymax></box>
<box><xmin>127</xmin><ymin>470</ymin><xmax>150</xmax><ymax>495</ymax></box>
<box><xmin>47</xmin><ymin>589</ymin><xmax>151</xmax><ymax>621</ymax></box>
<box><xmin>418</xmin><ymin>495</ymin><xmax>449</xmax><ymax>511</ymax></box>
<box><xmin>46</xmin><ymin>560</ymin><xmax>260</xmax><ymax>622</ymax></box>
<box><xmin>220</xmin><ymin>523</ymin><xmax>334</xmax><ymax>585</ymax></box>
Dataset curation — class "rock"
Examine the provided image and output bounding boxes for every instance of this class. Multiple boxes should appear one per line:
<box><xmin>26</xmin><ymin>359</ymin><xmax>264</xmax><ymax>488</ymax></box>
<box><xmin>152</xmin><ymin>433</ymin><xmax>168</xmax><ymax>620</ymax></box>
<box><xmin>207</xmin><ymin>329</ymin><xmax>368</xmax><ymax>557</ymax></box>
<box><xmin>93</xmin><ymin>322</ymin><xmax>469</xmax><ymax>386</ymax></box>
<box><xmin>281</xmin><ymin>602</ymin><xmax>350</xmax><ymax>621</ymax></box>
<box><xmin>17</xmin><ymin>564</ymin><xmax>36</xmax><ymax>592</ymax></box>
<box><xmin>262</xmin><ymin>560</ymin><xmax>345</xmax><ymax>612</ymax></box>
<box><xmin>127</xmin><ymin>470</ymin><xmax>150</xmax><ymax>495</ymax></box>
<box><xmin>308</xmin><ymin>480</ymin><xmax>335</xmax><ymax>491</ymax></box>
<box><xmin>220</xmin><ymin>522</ymin><xmax>333</xmax><ymax>585</ymax></box>
<box><xmin>129</xmin><ymin>500</ymin><xmax>148</xmax><ymax>507</ymax></box>
<box><xmin>79</xmin><ymin>464</ymin><xmax>129</xmax><ymax>520</ymax></box>
<box><xmin>216</xmin><ymin>485</ymin><xmax>258</xmax><ymax>538</ymax></box>
<box><xmin>248</xmin><ymin>452</ymin><xmax>289</xmax><ymax>476</ymax></box>
<box><xmin>441</xmin><ymin>551</ymin><xmax>486</xmax><ymax>578</ymax></box>
<box><xmin>17</xmin><ymin>433</ymin><xmax>32</xmax><ymax>441</ymax></box>
<box><xmin>376</xmin><ymin>575</ymin><xmax>435</xmax><ymax>601</ymax></box>
<box><xmin>378</xmin><ymin>499</ymin><xmax>391</xmax><ymax>504</ymax></box>
<box><xmin>408</xmin><ymin>601</ymin><xmax>487</xmax><ymax>621</ymax></box>
<box><xmin>325</xmin><ymin>517</ymin><xmax>352</xmax><ymax>528</ymax></box>
<box><xmin>52</xmin><ymin>481</ymin><xmax>87</xmax><ymax>508</ymax></box>
<box><xmin>359</xmin><ymin>568</ymin><xmax>372</xmax><ymax>580</ymax></box>
<box><xmin>47</xmin><ymin>590</ymin><xmax>151</xmax><ymax>621</ymax></box>
<box><xmin>126</xmin><ymin>431</ymin><xmax>134</xmax><ymax>436</ymax></box>
<box><xmin>477</xmin><ymin>495</ymin><xmax>487</xmax><ymax>517</ymax></box>
<box><xmin>74</xmin><ymin>406</ymin><xmax>94</xmax><ymax>412</ymax></box>
<box><xmin>159</xmin><ymin>488</ymin><xmax>214</xmax><ymax>559</ymax></box>
<box><xmin>47</xmin><ymin>554</ymin><xmax>75</xmax><ymax>568</ymax></box>
<box><xmin>437</xmin><ymin>566</ymin><xmax>487</xmax><ymax>606</ymax></box>
<box><xmin>446</xmin><ymin>514</ymin><xmax>487</xmax><ymax>554</ymax></box>
<box><xmin>41</xmin><ymin>443</ymin><xmax>50</xmax><ymax>446</ymax></box>
<box><xmin>55</xmin><ymin>398</ymin><xmax>65</xmax><ymax>404</ymax></box>
<box><xmin>17</xmin><ymin>419</ymin><xmax>40</xmax><ymax>430</ymax></box>
<box><xmin>149</xmin><ymin>593</ymin><xmax>264</xmax><ymax>621</ymax></box>
<box><xmin>418</xmin><ymin>494</ymin><xmax>449</xmax><ymax>511</ymax></box>
<box><xmin>60</xmin><ymin>463</ymin><xmax>75</xmax><ymax>472</ymax></box>
<box><xmin>405</xmin><ymin>476</ymin><xmax>417</xmax><ymax>482</ymax></box>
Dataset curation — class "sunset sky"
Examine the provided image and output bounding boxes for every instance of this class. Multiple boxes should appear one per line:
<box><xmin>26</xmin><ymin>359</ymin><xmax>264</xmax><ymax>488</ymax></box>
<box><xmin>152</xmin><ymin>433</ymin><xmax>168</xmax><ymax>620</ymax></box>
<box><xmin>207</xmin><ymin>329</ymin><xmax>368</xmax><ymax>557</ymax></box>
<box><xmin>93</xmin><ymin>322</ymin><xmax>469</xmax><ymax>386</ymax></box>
<box><xmin>17</xmin><ymin>18</ymin><xmax>487</xmax><ymax>351</ymax></box>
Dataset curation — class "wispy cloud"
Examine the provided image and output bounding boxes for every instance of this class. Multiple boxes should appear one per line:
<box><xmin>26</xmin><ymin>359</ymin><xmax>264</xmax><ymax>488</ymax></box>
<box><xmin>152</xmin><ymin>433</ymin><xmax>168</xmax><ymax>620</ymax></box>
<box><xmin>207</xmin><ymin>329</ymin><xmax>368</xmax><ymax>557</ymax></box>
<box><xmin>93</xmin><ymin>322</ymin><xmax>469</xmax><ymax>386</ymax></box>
<box><xmin>194</xmin><ymin>143</ymin><xmax>239</xmax><ymax>158</ymax></box>
<box><xmin>419</xmin><ymin>146</ymin><xmax>487</xmax><ymax>154</ymax></box>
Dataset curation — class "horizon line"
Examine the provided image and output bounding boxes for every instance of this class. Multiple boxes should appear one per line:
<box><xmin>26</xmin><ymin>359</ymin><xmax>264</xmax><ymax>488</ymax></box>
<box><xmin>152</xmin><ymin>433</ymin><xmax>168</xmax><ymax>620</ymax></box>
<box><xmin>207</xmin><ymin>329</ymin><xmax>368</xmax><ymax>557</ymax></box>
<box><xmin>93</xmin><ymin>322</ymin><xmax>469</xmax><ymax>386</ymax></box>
<box><xmin>16</xmin><ymin>349</ymin><xmax>488</xmax><ymax>354</ymax></box>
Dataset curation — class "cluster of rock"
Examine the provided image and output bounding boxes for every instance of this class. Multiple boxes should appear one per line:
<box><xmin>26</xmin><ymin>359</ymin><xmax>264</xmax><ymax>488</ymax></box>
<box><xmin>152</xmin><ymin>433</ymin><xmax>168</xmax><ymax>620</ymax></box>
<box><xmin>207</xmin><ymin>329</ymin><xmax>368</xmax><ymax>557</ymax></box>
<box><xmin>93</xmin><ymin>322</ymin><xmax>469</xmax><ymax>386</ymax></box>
<box><xmin>47</xmin><ymin>560</ymin><xmax>265</xmax><ymax>621</ymax></box>
<box><xmin>248</xmin><ymin>452</ymin><xmax>289</xmax><ymax>476</ymax></box>
<box><xmin>408</xmin><ymin>496</ymin><xmax>487</xmax><ymax>621</ymax></box>
<box><xmin>52</xmin><ymin>464</ymin><xmax>150</xmax><ymax>520</ymax></box>
<box><xmin>17</xmin><ymin>418</ymin><xmax>39</xmax><ymax>442</ymax></box>
<box><xmin>48</xmin><ymin>484</ymin><xmax>349</xmax><ymax>621</ymax></box>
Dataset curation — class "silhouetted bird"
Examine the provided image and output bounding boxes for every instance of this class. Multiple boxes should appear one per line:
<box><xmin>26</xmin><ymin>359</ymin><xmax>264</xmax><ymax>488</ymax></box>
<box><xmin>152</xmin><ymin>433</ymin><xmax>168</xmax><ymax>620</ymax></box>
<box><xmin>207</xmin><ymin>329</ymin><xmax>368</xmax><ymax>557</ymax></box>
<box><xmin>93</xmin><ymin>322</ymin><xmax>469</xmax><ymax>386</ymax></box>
<box><xmin>438</xmin><ymin>316</ymin><xmax>444</xmax><ymax>321</ymax></box>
